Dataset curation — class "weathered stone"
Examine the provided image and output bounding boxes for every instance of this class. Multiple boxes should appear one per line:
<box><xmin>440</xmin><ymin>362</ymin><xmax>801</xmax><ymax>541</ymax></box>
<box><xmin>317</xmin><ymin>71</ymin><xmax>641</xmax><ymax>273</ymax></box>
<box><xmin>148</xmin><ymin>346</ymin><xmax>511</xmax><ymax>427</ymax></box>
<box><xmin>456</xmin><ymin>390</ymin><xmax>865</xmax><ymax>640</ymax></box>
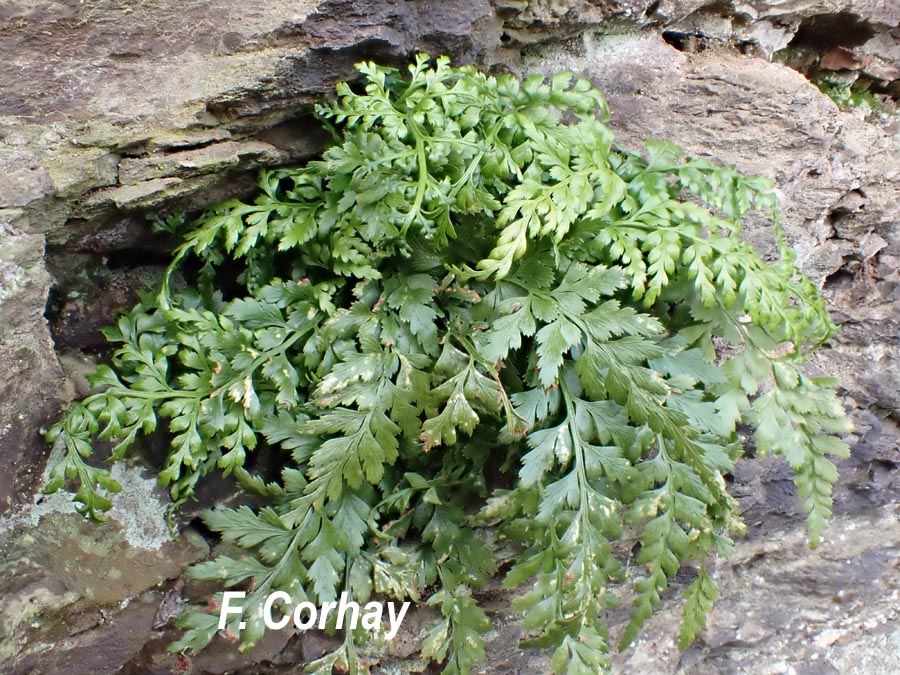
<box><xmin>47</xmin><ymin>148</ymin><xmax>120</xmax><ymax>200</ymax></box>
<box><xmin>498</xmin><ymin>0</ymin><xmax>900</xmax><ymax>98</ymax></box>
<box><xmin>10</xmin><ymin>596</ymin><xmax>161</xmax><ymax>675</ymax></box>
<box><xmin>863</xmin><ymin>56</ymin><xmax>900</xmax><ymax>83</ymax></box>
<box><xmin>0</xmin><ymin>208</ymin><xmax>66</xmax><ymax>515</ymax></box>
<box><xmin>737</xmin><ymin>20</ymin><xmax>796</xmax><ymax>59</ymax></box>
<box><xmin>46</xmin><ymin>263</ymin><xmax>170</xmax><ymax>353</ymax></box>
<box><xmin>82</xmin><ymin>177</ymin><xmax>185</xmax><ymax>211</ymax></box>
<box><xmin>72</xmin><ymin>213</ymin><xmax>172</xmax><ymax>255</ymax></box>
<box><xmin>0</xmin><ymin>462</ymin><xmax>208</xmax><ymax>673</ymax></box>
<box><xmin>117</xmin><ymin>140</ymin><xmax>284</xmax><ymax>184</ymax></box>
<box><xmin>145</xmin><ymin>127</ymin><xmax>235</xmax><ymax>153</ymax></box>
<box><xmin>614</xmin><ymin>506</ymin><xmax>900</xmax><ymax>674</ymax></box>
<box><xmin>0</xmin><ymin>167</ymin><xmax>53</xmax><ymax>209</ymax></box>
<box><xmin>820</xmin><ymin>46</ymin><xmax>865</xmax><ymax>70</ymax></box>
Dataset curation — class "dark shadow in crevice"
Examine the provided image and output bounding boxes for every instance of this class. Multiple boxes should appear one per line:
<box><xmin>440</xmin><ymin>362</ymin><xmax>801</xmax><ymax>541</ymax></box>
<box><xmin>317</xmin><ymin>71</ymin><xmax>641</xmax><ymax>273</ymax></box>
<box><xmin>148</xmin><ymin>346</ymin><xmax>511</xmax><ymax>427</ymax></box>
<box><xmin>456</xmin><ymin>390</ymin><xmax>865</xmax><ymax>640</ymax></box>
<box><xmin>789</xmin><ymin>12</ymin><xmax>878</xmax><ymax>51</ymax></box>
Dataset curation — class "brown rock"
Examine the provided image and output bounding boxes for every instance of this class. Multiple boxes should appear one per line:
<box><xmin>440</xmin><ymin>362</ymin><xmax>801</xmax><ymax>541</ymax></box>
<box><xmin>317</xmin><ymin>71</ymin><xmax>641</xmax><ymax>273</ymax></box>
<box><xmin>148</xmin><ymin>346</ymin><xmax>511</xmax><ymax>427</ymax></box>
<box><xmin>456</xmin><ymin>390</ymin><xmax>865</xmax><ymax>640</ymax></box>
<box><xmin>0</xmin><ymin>464</ymin><xmax>208</xmax><ymax>673</ymax></box>
<box><xmin>820</xmin><ymin>47</ymin><xmax>864</xmax><ymax>71</ymax></box>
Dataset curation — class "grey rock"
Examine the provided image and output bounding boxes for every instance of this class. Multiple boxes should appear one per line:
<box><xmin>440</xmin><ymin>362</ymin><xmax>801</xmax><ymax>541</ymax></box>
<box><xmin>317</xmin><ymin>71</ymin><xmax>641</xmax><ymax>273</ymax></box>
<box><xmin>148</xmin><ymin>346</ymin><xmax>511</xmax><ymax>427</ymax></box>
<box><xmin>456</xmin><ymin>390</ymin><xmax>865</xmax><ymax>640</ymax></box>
<box><xmin>0</xmin><ymin>210</ymin><xmax>66</xmax><ymax>515</ymax></box>
<box><xmin>0</xmin><ymin>463</ymin><xmax>208</xmax><ymax>673</ymax></box>
<box><xmin>116</xmin><ymin>140</ymin><xmax>284</xmax><ymax>184</ymax></box>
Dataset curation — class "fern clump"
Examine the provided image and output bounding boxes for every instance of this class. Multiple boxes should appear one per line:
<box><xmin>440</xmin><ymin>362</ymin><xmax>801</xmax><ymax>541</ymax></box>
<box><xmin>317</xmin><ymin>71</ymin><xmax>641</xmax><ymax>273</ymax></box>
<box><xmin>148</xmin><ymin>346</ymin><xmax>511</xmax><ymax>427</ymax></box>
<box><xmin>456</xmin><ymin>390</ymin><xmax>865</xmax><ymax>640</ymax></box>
<box><xmin>45</xmin><ymin>55</ymin><xmax>851</xmax><ymax>673</ymax></box>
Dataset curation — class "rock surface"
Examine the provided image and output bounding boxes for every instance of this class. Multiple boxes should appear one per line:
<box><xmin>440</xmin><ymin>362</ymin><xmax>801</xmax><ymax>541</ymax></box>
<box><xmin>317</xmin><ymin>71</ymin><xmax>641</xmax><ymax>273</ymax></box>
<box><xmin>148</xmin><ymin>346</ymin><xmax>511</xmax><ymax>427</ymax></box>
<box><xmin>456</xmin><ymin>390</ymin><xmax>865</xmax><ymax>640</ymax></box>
<box><xmin>0</xmin><ymin>463</ymin><xmax>208</xmax><ymax>674</ymax></box>
<box><xmin>0</xmin><ymin>0</ymin><xmax>898</xmax><ymax>674</ymax></box>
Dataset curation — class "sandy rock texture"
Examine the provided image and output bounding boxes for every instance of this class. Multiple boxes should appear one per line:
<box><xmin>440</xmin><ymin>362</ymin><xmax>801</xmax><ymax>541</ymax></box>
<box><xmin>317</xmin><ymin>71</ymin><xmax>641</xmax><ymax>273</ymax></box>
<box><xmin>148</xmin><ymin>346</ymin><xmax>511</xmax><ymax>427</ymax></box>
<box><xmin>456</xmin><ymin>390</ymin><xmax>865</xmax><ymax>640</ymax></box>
<box><xmin>0</xmin><ymin>0</ymin><xmax>897</xmax><ymax>673</ymax></box>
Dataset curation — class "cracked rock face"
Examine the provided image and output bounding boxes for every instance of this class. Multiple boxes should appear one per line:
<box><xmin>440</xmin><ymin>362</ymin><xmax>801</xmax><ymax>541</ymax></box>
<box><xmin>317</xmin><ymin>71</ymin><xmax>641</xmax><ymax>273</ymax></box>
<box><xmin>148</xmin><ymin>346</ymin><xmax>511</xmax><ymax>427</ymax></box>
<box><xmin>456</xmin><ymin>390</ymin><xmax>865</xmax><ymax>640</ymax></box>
<box><xmin>500</xmin><ymin>1</ymin><xmax>900</xmax><ymax>96</ymax></box>
<box><xmin>0</xmin><ymin>0</ymin><xmax>898</xmax><ymax>673</ymax></box>
<box><xmin>0</xmin><ymin>463</ymin><xmax>209</xmax><ymax>674</ymax></box>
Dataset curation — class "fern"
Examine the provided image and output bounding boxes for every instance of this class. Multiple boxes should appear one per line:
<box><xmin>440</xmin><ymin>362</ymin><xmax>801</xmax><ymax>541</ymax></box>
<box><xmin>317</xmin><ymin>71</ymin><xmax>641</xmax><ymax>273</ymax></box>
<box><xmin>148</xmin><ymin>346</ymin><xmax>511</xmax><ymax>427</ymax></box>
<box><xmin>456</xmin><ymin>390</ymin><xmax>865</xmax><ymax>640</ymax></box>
<box><xmin>45</xmin><ymin>55</ymin><xmax>851</xmax><ymax>673</ymax></box>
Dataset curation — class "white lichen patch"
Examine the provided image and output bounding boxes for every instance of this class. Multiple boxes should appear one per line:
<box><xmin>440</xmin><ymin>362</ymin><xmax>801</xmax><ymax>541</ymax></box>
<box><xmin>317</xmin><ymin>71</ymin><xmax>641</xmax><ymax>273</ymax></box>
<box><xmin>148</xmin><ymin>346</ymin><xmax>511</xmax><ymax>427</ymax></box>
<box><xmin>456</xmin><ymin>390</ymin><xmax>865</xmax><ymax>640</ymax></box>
<box><xmin>0</xmin><ymin>262</ymin><xmax>25</xmax><ymax>305</ymax></box>
<box><xmin>0</xmin><ymin>440</ymin><xmax>173</xmax><ymax>551</ymax></box>
<box><xmin>103</xmin><ymin>463</ymin><xmax>171</xmax><ymax>550</ymax></box>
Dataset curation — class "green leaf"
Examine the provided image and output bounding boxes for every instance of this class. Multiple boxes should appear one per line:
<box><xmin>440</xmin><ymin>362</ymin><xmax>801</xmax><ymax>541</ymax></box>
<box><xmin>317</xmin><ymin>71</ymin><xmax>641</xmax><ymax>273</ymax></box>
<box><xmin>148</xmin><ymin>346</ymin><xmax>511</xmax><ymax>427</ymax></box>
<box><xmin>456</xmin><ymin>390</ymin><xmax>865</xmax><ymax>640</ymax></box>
<box><xmin>45</xmin><ymin>54</ymin><xmax>851</xmax><ymax>675</ymax></box>
<box><xmin>678</xmin><ymin>565</ymin><xmax>719</xmax><ymax>649</ymax></box>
